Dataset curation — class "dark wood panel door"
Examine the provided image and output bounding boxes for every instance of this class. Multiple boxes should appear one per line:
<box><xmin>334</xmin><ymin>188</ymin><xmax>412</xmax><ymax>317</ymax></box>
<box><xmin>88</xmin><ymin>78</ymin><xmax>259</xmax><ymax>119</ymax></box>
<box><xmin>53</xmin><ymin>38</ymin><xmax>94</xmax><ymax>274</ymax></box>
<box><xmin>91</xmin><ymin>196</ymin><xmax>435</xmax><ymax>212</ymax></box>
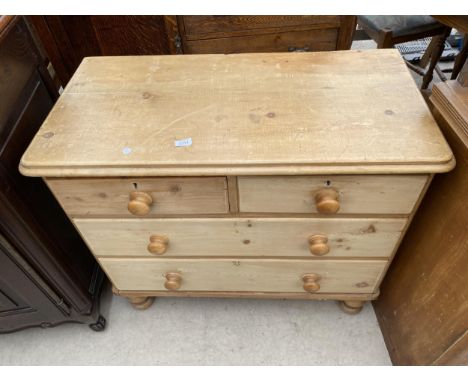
<box><xmin>0</xmin><ymin>16</ymin><xmax>105</xmax><ymax>333</ymax></box>
<box><xmin>0</xmin><ymin>72</ymin><xmax>97</xmax><ymax>313</ymax></box>
<box><xmin>0</xmin><ymin>233</ymin><xmax>66</xmax><ymax>333</ymax></box>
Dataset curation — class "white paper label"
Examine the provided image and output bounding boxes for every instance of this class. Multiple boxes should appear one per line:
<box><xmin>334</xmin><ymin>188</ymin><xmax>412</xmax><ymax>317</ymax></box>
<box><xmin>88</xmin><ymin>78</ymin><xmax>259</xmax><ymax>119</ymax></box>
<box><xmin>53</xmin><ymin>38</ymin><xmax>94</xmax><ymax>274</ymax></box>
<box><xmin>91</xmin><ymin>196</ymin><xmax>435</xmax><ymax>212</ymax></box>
<box><xmin>174</xmin><ymin>137</ymin><xmax>192</xmax><ymax>147</ymax></box>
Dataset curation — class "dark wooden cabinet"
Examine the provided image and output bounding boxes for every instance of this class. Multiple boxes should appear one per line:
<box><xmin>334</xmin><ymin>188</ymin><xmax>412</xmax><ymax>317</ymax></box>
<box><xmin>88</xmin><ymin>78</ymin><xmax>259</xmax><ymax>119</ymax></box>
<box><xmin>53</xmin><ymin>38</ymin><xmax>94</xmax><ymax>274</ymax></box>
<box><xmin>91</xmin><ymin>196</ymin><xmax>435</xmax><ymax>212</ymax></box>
<box><xmin>28</xmin><ymin>15</ymin><xmax>172</xmax><ymax>85</ymax></box>
<box><xmin>176</xmin><ymin>16</ymin><xmax>356</xmax><ymax>54</ymax></box>
<box><xmin>28</xmin><ymin>15</ymin><xmax>356</xmax><ymax>86</ymax></box>
<box><xmin>0</xmin><ymin>16</ymin><xmax>105</xmax><ymax>333</ymax></box>
<box><xmin>0</xmin><ymin>232</ymin><xmax>71</xmax><ymax>329</ymax></box>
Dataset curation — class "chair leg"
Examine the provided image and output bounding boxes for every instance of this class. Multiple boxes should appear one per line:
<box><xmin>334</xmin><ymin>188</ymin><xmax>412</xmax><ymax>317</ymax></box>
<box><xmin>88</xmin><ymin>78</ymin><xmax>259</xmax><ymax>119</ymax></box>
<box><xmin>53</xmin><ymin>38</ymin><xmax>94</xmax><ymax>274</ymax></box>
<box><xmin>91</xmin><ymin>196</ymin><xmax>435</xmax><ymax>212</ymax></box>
<box><xmin>421</xmin><ymin>28</ymin><xmax>451</xmax><ymax>89</ymax></box>
<box><xmin>377</xmin><ymin>29</ymin><xmax>394</xmax><ymax>49</ymax></box>
<box><xmin>459</xmin><ymin>61</ymin><xmax>468</xmax><ymax>86</ymax></box>
<box><xmin>420</xmin><ymin>36</ymin><xmax>438</xmax><ymax>68</ymax></box>
<box><xmin>451</xmin><ymin>34</ymin><xmax>468</xmax><ymax>80</ymax></box>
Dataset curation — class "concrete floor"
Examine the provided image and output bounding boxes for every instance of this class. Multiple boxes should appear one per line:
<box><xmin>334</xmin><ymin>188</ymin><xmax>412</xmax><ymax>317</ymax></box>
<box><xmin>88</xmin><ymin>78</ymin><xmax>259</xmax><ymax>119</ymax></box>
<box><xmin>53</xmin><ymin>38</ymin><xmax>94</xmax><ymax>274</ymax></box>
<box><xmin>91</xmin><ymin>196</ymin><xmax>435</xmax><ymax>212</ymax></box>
<box><xmin>0</xmin><ymin>286</ymin><xmax>391</xmax><ymax>365</ymax></box>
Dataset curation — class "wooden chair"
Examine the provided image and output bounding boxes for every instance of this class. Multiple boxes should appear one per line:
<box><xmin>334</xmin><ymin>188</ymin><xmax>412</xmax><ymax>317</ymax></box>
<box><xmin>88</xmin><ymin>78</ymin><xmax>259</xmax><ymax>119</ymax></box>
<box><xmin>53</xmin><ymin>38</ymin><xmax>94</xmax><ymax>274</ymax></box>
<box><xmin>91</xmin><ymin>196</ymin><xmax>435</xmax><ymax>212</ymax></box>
<box><xmin>358</xmin><ymin>16</ymin><xmax>451</xmax><ymax>89</ymax></box>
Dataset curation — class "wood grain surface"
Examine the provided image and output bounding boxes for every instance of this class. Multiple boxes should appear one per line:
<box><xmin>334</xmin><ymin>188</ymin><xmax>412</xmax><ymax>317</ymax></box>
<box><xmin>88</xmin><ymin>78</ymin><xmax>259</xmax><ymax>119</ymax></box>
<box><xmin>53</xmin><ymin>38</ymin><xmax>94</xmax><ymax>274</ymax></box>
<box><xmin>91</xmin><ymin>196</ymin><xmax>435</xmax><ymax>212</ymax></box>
<box><xmin>46</xmin><ymin>177</ymin><xmax>229</xmax><ymax>216</ymax></box>
<box><xmin>0</xmin><ymin>16</ymin><xmax>38</xmax><ymax>131</ymax></box>
<box><xmin>20</xmin><ymin>50</ymin><xmax>454</xmax><ymax>177</ymax></box>
<box><xmin>432</xmin><ymin>80</ymin><xmax>468</xmax><ymax>138</ymax></box>
<box><xmin>238</xmin><ymin>175</ymin><xmax>428</xmax><ymax>214</ymax></box>
<box><xmin>182</xmin><ymin>29</ymin><xmax>338</xmax><ymax>54</ymax></box>
<box><xmin>373</xmin><ymin>85</ymin><xmax>468</xmax><ymax>365</ymax></box>
<box><xmin>112</xmin><ymin>288</ymin><xmax>380</xmax><ymax>301</ymax></box>
<box><xmin>99</xmin><ymin>257</ymin><xmax>387</xmax><ymax>293</ymax></box>
<box><xmin>181</xmin><ymin>16</ymin><xmax>341</xmax><ymax>39</ymax></box>
<box><xmin>74</xmin><ymin>217</ymin><xmax>406</xmax><ymax>258</ymax></box>
<box><xmin>177</xmin><ymin>16</ymin><xmax>356</xmax><ymax>53</ymax></box>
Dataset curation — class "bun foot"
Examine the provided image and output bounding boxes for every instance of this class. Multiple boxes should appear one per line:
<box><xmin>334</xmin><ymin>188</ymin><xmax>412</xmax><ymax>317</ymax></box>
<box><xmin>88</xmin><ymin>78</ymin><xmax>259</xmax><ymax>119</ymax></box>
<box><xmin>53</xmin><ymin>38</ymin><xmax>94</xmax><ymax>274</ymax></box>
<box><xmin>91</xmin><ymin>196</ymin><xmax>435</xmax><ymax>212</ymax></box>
<box><xmin>338</xmin><ymin>300</ymin><xmax>364</xmax><ymax>315</ymax></box>
<box><xmin>128</xmin><ymin>296</ymin><xmax>154</xmax><ymax>310</ymax></box>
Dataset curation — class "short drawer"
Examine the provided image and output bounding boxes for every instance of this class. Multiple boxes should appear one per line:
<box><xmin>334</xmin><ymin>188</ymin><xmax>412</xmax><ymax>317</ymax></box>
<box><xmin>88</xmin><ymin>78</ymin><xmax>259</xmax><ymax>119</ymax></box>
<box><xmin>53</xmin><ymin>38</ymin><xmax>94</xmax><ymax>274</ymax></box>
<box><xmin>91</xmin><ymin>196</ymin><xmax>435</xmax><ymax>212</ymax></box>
<box><xmin>46</xmin><ymin>177</ymin><xmax>229</xmax><ymax>217</ymax></box>
<box><xmin>99</xmin><ymin>258</ymin><xmax>386</xmax><ymax>294</ymax></box>
<box><xmin>75</xmin><ymin>217</ymin><xmax>406</xmax><ymax>258</ymax></box>
<box><xmin>238</xmin><ymin>175</ymin><xmax>428</xmax><ymax>214</ymax></box>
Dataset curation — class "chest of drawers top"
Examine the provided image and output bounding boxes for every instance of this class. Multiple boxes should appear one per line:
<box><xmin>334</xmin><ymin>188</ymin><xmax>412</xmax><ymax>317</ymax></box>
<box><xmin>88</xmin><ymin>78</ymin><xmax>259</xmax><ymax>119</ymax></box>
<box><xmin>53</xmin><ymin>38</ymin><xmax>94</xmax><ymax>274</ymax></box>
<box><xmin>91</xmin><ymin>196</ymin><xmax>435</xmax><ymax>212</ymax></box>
<box><xmin>19</xmin><ymin>49</ymin><xmax>453</xmax><ymax>177</ymax></box>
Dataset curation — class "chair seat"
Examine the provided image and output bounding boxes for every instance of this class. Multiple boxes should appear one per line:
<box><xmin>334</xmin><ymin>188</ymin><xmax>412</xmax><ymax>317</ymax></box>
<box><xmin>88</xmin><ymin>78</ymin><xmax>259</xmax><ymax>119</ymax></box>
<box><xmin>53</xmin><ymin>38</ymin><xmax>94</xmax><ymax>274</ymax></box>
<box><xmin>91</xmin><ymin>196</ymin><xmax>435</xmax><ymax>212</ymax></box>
<box><xmin>358</xmin><ymin>16</ymin><xmax>444</xmax><ymax>37</ymax></box>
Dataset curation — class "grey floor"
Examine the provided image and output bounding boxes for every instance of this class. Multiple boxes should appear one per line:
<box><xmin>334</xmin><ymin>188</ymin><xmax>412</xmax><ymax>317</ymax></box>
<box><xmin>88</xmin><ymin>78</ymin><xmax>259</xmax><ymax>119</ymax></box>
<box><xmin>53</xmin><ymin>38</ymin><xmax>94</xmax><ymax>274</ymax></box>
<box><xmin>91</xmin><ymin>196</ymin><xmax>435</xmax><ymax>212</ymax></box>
<box><xmin>0</xmin><ymin>286</ymin><xmax>391</xmax><ymax>365</ymax></box>
<box><xmin>8</xmin><ymin>38</ymin><xmax>455</xmax><ymax>366</ymax></box>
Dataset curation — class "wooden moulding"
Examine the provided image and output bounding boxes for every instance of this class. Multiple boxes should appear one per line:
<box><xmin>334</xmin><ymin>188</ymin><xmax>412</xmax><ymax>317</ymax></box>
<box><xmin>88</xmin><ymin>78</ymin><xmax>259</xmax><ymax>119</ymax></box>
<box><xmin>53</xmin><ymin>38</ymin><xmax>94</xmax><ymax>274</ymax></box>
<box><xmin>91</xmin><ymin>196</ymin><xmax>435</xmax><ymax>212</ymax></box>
<box><xmin>431</xmin><ymin>81</ymin><xmax>468</xmax><ymax>140</ymax></box>
<box><xmin>112</xmin><ymin>286</ymin><xmax>380</xmax><ymax>301</ymax></box>
<box><xmin>20</xmin><ymin>160</ymin><xmax>456</xmax><ymax>178</ymax></box>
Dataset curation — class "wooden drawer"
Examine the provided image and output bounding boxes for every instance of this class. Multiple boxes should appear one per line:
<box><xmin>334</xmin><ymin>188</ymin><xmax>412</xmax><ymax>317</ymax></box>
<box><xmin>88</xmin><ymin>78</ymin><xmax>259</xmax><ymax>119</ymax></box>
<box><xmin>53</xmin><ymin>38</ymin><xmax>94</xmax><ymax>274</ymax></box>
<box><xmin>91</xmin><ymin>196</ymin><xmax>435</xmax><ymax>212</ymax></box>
<box><xmin>181</xmin><ymin>16</ymin><xmax>341</xmax><ymax>39</ymax></box>
<box><xmin>75</xmin><ymin>217</ymin><xmax>406</xmax><ymax>258</ymax></box>
<box><xmin>182</xmin><ymin>28</ymin><xmax>339</xmax><ymax>54</ymax></box>
<box><xmin>99</xmin><ymin>258</ymin><xmax>386</xmax><ymax>293</ymax></box>
<box><xmin>46</xmin><ymin>177</ymin><xmax>229</xmax><ymax>217</ymax></box>
<box><xmin>238</xmin><ymin>175</ymin><xmax>428</xmax><ymax>214</ymax></box>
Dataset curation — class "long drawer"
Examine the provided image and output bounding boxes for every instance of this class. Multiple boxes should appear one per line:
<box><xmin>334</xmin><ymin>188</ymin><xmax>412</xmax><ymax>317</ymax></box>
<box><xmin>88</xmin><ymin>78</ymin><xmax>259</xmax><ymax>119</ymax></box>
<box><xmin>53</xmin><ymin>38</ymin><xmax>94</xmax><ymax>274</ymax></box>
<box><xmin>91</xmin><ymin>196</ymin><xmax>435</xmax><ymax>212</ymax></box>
<box><xmin>74</xmin><ymin>217</ymin><xmax>406</xmax><ymax>258</ymax></box>
<box><xmin>238</xmin><ymin>175</ymin><xmax>428</xmax><ymax>214</ymax></box>
<box><xmin>46</xmin><ymin>177</ymin><xmax>229</xmax><ymax>216</ymax></box>
<box><xmin>183</xmin><ymin>28</ymin><xmax>338</xmax><ymax>54</ymax></box>
<box><xmin>181</xmin><ymin>16</ymin><xmax>341</xmax><ymax>38</ymax></box>
<box><xmin>99</xmin><ymin>258</ymin><xmax>386</xmax><ymax>293</ymax></box>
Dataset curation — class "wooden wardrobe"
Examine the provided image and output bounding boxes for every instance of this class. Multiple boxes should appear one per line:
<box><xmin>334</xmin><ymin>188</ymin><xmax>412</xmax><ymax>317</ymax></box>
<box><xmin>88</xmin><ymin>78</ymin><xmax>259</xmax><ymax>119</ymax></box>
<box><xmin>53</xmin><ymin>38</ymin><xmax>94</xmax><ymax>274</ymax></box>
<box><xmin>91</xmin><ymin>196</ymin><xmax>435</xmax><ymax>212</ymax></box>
<box><xmin>0</xmin><ymin>16</ymin><xmax>105</xmax><ymax>333</ymax></box>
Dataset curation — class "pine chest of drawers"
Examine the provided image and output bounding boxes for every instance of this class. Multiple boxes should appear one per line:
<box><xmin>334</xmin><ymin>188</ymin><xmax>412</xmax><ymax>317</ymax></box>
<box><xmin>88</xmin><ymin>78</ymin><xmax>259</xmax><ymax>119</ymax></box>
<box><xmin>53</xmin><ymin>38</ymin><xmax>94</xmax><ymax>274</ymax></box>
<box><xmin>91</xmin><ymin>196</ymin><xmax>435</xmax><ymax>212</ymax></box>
<box><xmin>20</xmin><ymin>50</ymin><xmax>454</xmax><ymax>314</ymax></box>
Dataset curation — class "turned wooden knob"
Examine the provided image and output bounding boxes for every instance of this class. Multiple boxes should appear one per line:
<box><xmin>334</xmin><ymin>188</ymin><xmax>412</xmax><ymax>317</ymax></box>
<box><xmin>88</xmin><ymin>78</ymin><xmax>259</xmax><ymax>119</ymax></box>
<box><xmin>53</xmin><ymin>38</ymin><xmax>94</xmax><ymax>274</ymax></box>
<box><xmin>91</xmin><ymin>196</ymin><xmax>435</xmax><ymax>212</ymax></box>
<box><xmin>302</xmin><ymin>273</ymin><xmax>321</xmax><ymax>293</ymax></box>
<box><xmin>147</xmin><ymin>235</ymin><xmax>169</xmax><ymax>255</ymax></box>
<box><xmin>308</xmin><ymin>234</ymin><xmax>329</xmax><ymax>256</ymax></box>
<box><xmin>315</xmin><ymin>188</ymin><xmax>340</xmax><ymax>214</ymax></box>
<box><xmin>128</xmin><ymin>191</ymin><xmax>153</xmax><ymax>216</ymax></box>
<box><xmin>164</xmin><ymin>272</ymin><xmax>182</xmax><ymax>290</ymax></box>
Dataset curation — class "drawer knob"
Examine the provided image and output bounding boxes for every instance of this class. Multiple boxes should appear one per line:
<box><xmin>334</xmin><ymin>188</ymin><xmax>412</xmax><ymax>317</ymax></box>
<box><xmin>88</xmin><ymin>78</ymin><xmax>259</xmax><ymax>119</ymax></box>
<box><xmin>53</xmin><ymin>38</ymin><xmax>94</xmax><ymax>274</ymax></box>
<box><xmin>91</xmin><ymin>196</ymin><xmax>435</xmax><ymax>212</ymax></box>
<box><xmin>302</xmin><ymin>273</ymin><xmax>321</xmax><ymax>293</ymax></box>
<box><xmin>315</xmin><ymin>188</ymin><xmax>340</xmax><ymax>214</ymax></box>
<box><xmin>308</xmin><ymin>235</ymin><xmax>329</xmax><ymax>256</ymax></box>
<box><xmin>164</xmin><ymin>272</ymin><xmax>182</xmax><ymax>290</ymax></box>
<box><xmin>147</xmin><ymin>235</ymin><xmax>169</xmax><ymax>255</ymax></box>
<box><xmin>128</xmin><ymin>191</ymin><xmax>153</xmax><ymax>216</ymax></box>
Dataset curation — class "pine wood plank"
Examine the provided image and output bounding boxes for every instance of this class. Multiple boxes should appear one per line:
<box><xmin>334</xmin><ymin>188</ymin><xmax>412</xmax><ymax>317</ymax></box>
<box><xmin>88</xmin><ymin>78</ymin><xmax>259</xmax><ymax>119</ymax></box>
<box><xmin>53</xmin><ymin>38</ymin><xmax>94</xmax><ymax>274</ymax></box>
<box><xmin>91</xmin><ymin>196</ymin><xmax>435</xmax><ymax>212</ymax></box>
<box><xmin>74</xmin><ymin>217</ymin><xmax>407</xmax><ymax>258</ymax></box>
<box><xmin>238</xmin><ymin>175</ymin><xmax>428</xmax><ymax>214</ymax></box>
<box><xmin>113</xmin><ymin>288</ymin><xmax>380</xmax><ymax>301</ymax></box>
<box><xmin>20</xmin><ymin>50</ymin><xmax>454</xmax><ymax>177</ymax></box>
<box><xmin>99</xmin><ymin>257</ymin><xmax>387</xmax><ymax>293</ymax></box>
<box><xmin>45</xmin><ymin>176</ymin><xmax>229</xmax><ymax>216</ymax></box>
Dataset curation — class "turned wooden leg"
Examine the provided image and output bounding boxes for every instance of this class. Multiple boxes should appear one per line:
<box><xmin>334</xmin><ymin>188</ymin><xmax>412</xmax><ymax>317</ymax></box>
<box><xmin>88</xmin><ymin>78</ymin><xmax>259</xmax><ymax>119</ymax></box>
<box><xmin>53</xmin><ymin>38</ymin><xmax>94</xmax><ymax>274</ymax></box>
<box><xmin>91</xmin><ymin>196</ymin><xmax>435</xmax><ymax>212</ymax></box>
<box><xmin>338</xmin><ymin>300</ymin><xmax>365</xmax><ymax>315</ymax></box>
<box><xmin>128</xmin><ymin>296</ymin><xmax>154</xmax><ymax>310</ymax></box>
